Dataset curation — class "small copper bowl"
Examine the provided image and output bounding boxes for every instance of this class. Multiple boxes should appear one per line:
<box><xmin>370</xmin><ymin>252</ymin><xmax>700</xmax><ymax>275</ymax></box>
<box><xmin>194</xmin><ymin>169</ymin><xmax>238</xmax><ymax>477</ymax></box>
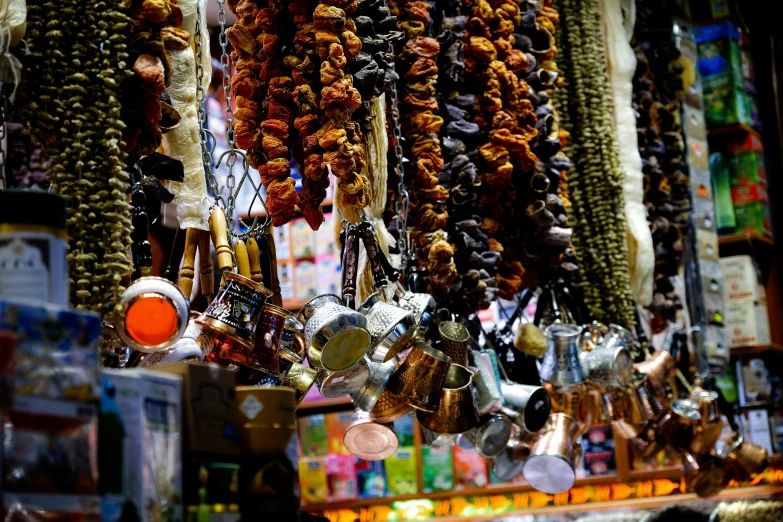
<box><xmin>386</xmin><ymin>342</ymin><xmax>451</xmax><ymax>411</ymax></box>
<box><xmin>343</xmin><ymin>410</ymin><xmax>399</xmax><ymax>461</ymax></box>
<box><xmin>417</xmin><ymin>364</ymin><xmax>479</xmax><ymax>434</ymax></box>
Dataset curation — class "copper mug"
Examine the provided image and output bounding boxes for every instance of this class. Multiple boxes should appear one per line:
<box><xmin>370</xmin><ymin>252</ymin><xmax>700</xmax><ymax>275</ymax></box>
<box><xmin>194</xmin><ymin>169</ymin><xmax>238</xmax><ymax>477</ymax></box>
<box><xmin>343</xmin><ymin>409</ymin><xmax>399</xmax><ymax>460</ymax></box>
<box><xmin>584</xmin><ymin>388</ymin><xmax>619</xmax><ymax>426</ymax></box>
<box><xmin>417</xmin><ymin>364</ymin><xmax>479</xmax><ymax>434</ymax></box>
<box><xmin>613</xmin><ymin>418</ymin><xmax>662</xmax><ymax>461</ymax></box>
<box><xmin>197</xmin><ymin>272</ymin><xmax>273</xmax><ymax>350</ymax></box>
<box><xmin>689</xmin><ymin>390</ymin><xmax>723</xmax><ymax>455</ymax></box>
<box><xmin>620</xmin><ymin>374</ymin><xmax>660</xmax><ymax>424</ymax></box>
<box><xmin>279</xmin><ymin>362</ymin><xmax>319</xmax><ymax>406</ymax></box>
<box><xmin>491</xmin><ymin>430</ymin><xmax>537</xmax><ymax>482</ymax></box>
<box><xmin>370</xmin><ymin>387</ymin><xmax>413</xmax><ymax>423</ymax></box>
<box><xmin>718</xmin><ymin>437</ymin><xmax>769</xmax><ymax>481</ymax></box>
<box><xmin>499</xmin><ymin>382</ymin><xmax>551</xmax><ymax>433</ymax></box>
<box><xmin>280</xmin><ymin>315</ymin><xmax>305</xmax><ymax>362</ymax></box>
<box><xmin>386</xmin><ymin>342</ymin><xmax>451</xmax><ymax>411</ymax></box>
<box><xmin>360</xmin><ymin>292</ymin><xmax>416</xmax><ymax>363</ymax></box>
<box><xmin>523</xmin><ymin>413</ymin><xmax>583</xmax><ymax>494</ymax></box>
<box><xmin>316</xmin><ymin>361</ymin><xmax>370</xmax><ymax>398</ymax></box>
<box><xmin>438</xmin><ymin>321</ymin><xmax>471</xmax><ymax>367</ymax></box>
<box><xmin>246</xmin><ymin>303</ymin><xmax>290</xmax><ymax>375</ymax></box>
<box><xmin>682</xmin><ymin>452</ymin><xmax>728</xmax><ymax>498</ymax></box>
<box><xmin>457</xmin><ymin>413</ymin><xmax>514</xmax><ymax>458</ymax></box>
<box><xmin>655</xmin><ymin>399</ymin><xmax>701</xmax><ymax>450</ymax></box>
<box><xmin>540</xmin><ymin>324</ymin><xmax>584</xmax><ymax>388</ymax></box>
<box><xmin>351</xmin><ymin>357</ymin><xmax>398</xmax><ymax>412</ymax></box>
<box><xmin>634</xmin><ymin>349</ymin><xmax>676</xmax><ymax>401</ymax></box>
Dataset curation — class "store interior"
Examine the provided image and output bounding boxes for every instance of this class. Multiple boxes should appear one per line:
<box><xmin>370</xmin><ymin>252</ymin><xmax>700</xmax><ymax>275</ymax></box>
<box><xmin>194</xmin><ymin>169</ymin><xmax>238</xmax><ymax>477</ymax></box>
<box><xmin>1</xmin><ymin>0</ymin><xmax>783</xmax><ymax>520</ymax></box>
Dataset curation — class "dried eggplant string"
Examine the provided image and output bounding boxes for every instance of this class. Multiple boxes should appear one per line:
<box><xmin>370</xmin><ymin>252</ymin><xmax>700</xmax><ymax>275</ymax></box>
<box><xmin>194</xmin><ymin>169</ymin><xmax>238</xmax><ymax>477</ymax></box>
<box><xmin>553</xmin><ymin>0</ymin><xmax>636</xmax><ymax>328</ymax></box>
<box><xmin>18</xmin><ymin>0</ymin><xmax>132</xmax><ymax>320</ymax></box>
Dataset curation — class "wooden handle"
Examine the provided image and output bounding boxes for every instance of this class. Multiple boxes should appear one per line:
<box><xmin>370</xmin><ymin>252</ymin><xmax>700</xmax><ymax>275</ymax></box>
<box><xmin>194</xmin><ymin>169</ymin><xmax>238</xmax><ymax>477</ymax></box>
<box><xmin>266</xmin><ymin>231</ymin><xmax>283</xmax><ymax>307</ymax></box>
<box><xmin>209</xmin><ymin>206</ymin><xmax>233</xmax><ymax>272</ymax></box>
<box><xmin>341</xmin><ymin>227</ymin><xmax>360</xmax><ymax>309</ymax></box>
<box><xmin>197</xmin><ymin>229</ymin><xmax>214</xmax><ymax>299</ymax></box>
<box><xmin>177</xmin><ymin>228</ymin><xmax>200</xmax><ymax>299</ymax></box>
<box><xmin>235</xmin><ymin>239</ymin><xmax>251</xmax><ymax>279</ymax></box>
<box><xmin>246</xmin><ymin>237</ymin><xmax>263</xmax><ymax>284</ymax></box>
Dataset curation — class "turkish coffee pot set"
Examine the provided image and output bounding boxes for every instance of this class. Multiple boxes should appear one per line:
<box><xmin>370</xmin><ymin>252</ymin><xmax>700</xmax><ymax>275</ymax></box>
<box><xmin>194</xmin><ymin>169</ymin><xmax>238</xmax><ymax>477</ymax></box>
<box><xmin>105</xmin><ymin>208</ymin><xmax>767</xmax><ymax>496</ymax></box>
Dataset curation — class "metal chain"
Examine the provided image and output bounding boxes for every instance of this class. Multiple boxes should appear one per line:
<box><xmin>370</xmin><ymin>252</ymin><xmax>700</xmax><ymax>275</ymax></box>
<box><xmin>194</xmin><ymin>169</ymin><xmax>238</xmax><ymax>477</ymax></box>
<box><xmin>388</xmin><ymin>78</ymin><xmax>412</xmax><ymax>269</ymax></box>
<box><xmin>215</xmin><ymin>0</ymin><xmax>239</xmax><ymax>228</ymax></box>
<box><xmin>193</xmin><ymin>1</ymin><xmax>222</xmax><ymax>209</ymax></box>
<box><xmin>0</xmin><ymin>82</ymin><xmax>7</xmax><ymax>189</ymax></box>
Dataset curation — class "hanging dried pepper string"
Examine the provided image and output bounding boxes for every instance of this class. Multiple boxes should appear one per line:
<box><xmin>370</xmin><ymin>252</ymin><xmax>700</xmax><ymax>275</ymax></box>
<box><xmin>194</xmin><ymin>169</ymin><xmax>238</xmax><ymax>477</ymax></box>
<box><xmin>17</xmin><ymin>0</ymin><xmax>133</xmax><ymax>321</ymax></box>
<box><xmin>552</xmin><ymin>0</ymin><xmax>636</xmax><ymax>328</ymax></box>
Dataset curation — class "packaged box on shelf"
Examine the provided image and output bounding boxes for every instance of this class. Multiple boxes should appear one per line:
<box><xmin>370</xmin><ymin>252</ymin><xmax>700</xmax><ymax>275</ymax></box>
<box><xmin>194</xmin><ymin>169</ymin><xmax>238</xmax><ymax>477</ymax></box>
<box><xmin>278</xmin><ymin>260</ymin><xmax>295</xmax><ymax>302</ymax></box>
<box><xmin>155</xmin><ymin>362</ymin><xmax>239</xmax><ymax>456</ymax></box>
<box><xmin>582</xmin><ymin>425</ymin><xmax>616</xmax><ymax>476</ymax></box>
<box><xmin>291</xmin><ymin>218</ymin><xmax>316</xmax><ymax>259</ymax></box>
<box><xmin>384</xmin><ymin>446</ymin><xmax>418</xmax><ymax>495</ymax></box>
<box><xmin>452</xmin><ymin>446</ymin><xmax>489</xmax><ymax>489</ymax></box>
<box><xmin>720</xmin><ymin>255</ymin><xmax>761</xmax><ymax>302</ymax></box>
<box><xmin>325</xmin><ymin>411</ymin><xmax>353</xmax><ymax>456</ymax></box>
<box><xmin>701</xmin><ymin>73</ymin><xmax>754</xmax><ymax>128</ymax></box>
<box><xmin>741</xmin><ymin>409</ymin><xmax>774</xmax><ymax>454</ymax></box>
<box><xmin>99</xmin><ymin>369</ymin><xmax>182</xmax><ymax>522</ymax></box>
<box><xmin>299</xmin><ymin>413</ymin><xmax>328</xmax><ymax>457</ymax></box>
<box><xmin>316</xmin><ymin>212</ymin><xmax>338</xmax><ymax>256</ymax></box>
<box><xmin>325</xmin><ymin>453</ymin><xmax>357</xmax><ymax>501</ymax></box>
<box><xmin>734</xmin><ymin>198</ymin><xmax>773</xmax><ymax>237</ymax></box>
<box><xmin>294</xmin><ymin>259</ymin><xmax>317</xmax><ymax>303</ymax></box>
<box><xmin>273</xmin><ymin>222</ymin><xmax>292</xmax><ymax>261</ymax></box>
<box><xmin>725</xmin><ymin>299</ymin><xmax>771</xmax><ymax>348</ymax></box>
<box><xmin>421</xmin><ymin>446</ymin><xmax>454</xmax><ymax>492</ymax></box>
<box><xmin>729</xmin><ymin>132</ymin><xmax>767</xmax><ymax>187</ymax></box>
<box><xmin>0</xmin><ymin>299</ymin><xmax>102</xmax><ymax>401</ymax></box>
<box><xmin>693</xmin><ymin>22</ymin><xmax>744</xmax><ymax>81</ymax></box>
<box><xmin>314</xmin><ymin>253</ymin><xmax>340</xmax><ymax>296</ymax></box>
<box><xmin>356</xmin><ymin>459</ymin><xmax>387</xmax><ymax>498</ymax></box>
<box><xmin>299</xmin><ymin>457</ymin><xmax>327</xmax><ymax>504</ymax></box>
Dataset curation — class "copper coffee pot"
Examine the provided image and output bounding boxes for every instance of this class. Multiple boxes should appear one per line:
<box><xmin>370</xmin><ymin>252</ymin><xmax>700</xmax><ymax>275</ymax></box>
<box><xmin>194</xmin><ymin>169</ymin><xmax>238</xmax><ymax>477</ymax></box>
<box><xmin>523</xmin><ymin>413</ymin><xmax>583</xmax><ymax>494</ymax></box>
<box><xmin>417</xmin><ymin>364</ymin><xmax>479</xmax><ymax>434</ymax></box>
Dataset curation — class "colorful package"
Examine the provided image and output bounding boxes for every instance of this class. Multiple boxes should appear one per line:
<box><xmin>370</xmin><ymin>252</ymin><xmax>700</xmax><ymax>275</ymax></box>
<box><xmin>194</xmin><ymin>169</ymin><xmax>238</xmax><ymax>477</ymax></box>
<box><xmin>298</xmin><ymin>414</ymin><xmax>328</xmax><ymax>457</ymax></box>
<box><xmin>326</xmin><ymin>412</ymin><xmax>353</xmax><ymax>456</ymax></box>
<box><xmin>384</xmin><ymin>447</ymin><xmax>418</xmax><ymax>496</ymax></box>
<box><xmin>325</xmin><ymin>454</ymin><xmax>357</xmax><ymax>501</ymax></box>
<box><xmin>355</xmin><ymin>459</ymin><xmax>387</xmax><ymax>498</ymax></box>
<box><xmin>452</xmin><ymin>446</ymin><xmax>488</xmax><ymax>489</ymax></box>
<box><xmin>0</xmin><ymin>300</ymin><xmax>101</xmax><ymax>401</ymax></box>
<box><xmin>394</xmin><ymin>414</ymin><xmax>415</xmax><ymax>447</ymax></box>
<box><xmin>298</xmin><ymin>457</ymin><xmax>327</xmax><ymax>504</ymax></box>
<box><xmin>581</xmin><ymin>425</ymin><xmax>616</xmax><ymax>476</ymax></box>
<box><xmin>421</xmin><ymin>446</ymin><xmax>454</xmax><ymax>493</ymax></box>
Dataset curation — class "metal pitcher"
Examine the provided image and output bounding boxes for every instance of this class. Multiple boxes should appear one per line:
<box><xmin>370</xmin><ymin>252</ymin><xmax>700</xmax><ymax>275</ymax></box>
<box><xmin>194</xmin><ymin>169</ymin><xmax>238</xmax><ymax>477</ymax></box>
<box><xmin>579</xmin><ymin>330</ymin><xmax>633</xmax><ymax>388</ymax></box>
<box><xmin>417</xmin><ymin>364</ymin><xmax>479</xmax><ymax>434</ymax></box>
<box><xmin>351</xmin><ymin>356</ymin><xmax>399</xmax><ymax>412</ymax></box>
<box><xmin>523</xmin><ymin>413</ymin><xmax>583</xmax><ymax>494</ymax></box>
<box><xmin>298</xmin><ymin>294</ymin><xmax>371</xmax><ymax>371</ymax></box>
<box><xmin>540</xmin><ymin>324</ymin><xmax>584</xmax><ymax>388</ymax></box>
<box><xmin>386</xmin><ymin>342</ymin><xmax>451</xmax><ymax>412</ymax></box>
<box><xmin>316</xmin><ymin>361</ymin><xmax>370</xmax><ymax>398</ymax></box>
<box><xmin>438</xmin><ymin>321</ymin><xmax>471</xmax><ymax>367</ymax></box>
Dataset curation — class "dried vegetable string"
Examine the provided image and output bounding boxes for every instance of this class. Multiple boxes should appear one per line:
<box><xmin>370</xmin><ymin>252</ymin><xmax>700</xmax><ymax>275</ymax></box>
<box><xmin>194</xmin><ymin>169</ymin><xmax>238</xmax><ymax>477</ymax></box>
<box><xmin>17</xmin><ymin>0</ymin><xmax>133</xmax><ymax>320</ymax></box>
<box><xmin>552</xmin><ymin>0</ymin><xmax>636</xmax><ymax>328</ymax></box>
<box><xmin>632</xmin><ymin>1</ymin><xmax>689</xmax><ymax>331</ymax></box>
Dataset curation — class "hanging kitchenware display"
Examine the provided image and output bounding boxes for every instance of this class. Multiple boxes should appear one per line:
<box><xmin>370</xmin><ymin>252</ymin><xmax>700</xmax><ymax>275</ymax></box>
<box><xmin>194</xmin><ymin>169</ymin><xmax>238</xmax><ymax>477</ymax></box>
<box><xmin>343</xmin><ymin>410</ymin><xmax>400</xmax><ymax>461</ymax></box>
<box><xmin>540</xmin><ymin>324</ymin><xmax>584</xmax><ymax>388</ymax></box>
<box><xmin>316</xmin><ymin>362</ymin><xmax>371</xmax><ymax>399</ymax></box>
<box><xmin>499</xmin><ymin>382</ymin><xmax>552</xmax><ymax>433</ymax></box>
<box><xmin>457</xmin><ymin>413</ymin><xmax>515</xmax><ymax>459</ymax></box>
<box><xmin>438</xmin><ymin>321</ymin><xmax>471</xmax><ymax>367</ymax></box>
<box><xmin>351</xmin><ymin>357</ymin><xmax>399</xmax><ymax>412</ymax></box>
<box><xmin>522</xmin><ymin>413</ymin><xmax>584</xmax><ymax>494</ymax></box>
<box><xmin>386</xmin><ymin>342</ymin><xmax>452</xmax><ymax>411</ymax></box>
<box><xmin>360</xmin><ymin>292</ymin><xmax>416</xmax><ymax>363</ymax></box>
<box><xmin>578</xmin><ymin>325</ymin><xmax>634</xmax><ymax>388</ymax></box>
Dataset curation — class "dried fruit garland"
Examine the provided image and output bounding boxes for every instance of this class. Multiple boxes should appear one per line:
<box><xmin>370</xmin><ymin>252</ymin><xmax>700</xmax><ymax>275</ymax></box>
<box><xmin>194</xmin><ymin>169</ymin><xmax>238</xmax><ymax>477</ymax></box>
<box><xmin>228</xmin><ymin>0</ymin><xmax>370</xmax><ymax>230</ymax></box>
<box><xmin>393</xmin><ymin>0</ymin><xmax>457</xmax><ymax>299</ymax></box>
<box><xmin>18</xmin><ymin>0</ymin><xmax>133</xmax><ymax>319</ymax></box>
<box><xmin>552</xmin><ymin>0</ymin><xmax>636</xmax><ymax>329</ymax></box>
<box><xmin>633</xmin><ymin>1</ymin><xmax>690</xmax><ymax>330</ymax></box>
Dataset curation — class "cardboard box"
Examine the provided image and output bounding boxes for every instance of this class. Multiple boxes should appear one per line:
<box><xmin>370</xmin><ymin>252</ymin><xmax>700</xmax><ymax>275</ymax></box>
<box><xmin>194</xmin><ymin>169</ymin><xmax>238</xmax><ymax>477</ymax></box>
<box><xmin>725</xmin><ymin>300</ymin><xmax>771</xmax><ymax>348</ymax></box>
<box><xmin>701</xmin><ymin>73</ymin><xmax>754</xmax><ymax>128</ymax></box>
<box><xmin>720</xmin><ymin>255</ymin><xmax>760</xmax><ymax>302</ymax></box>
<box><xmin>155</xmin><ymin>363</ymin><xmax>239</xmax><ymax>456</ymax></box>
<box><xmin>291</xmin><ymin>218</ymin><xmax>316</xmax><ymax>259</ymax></box>
<box><xmin>325</xmin><ymin>411</ymin><xmax>353</xmax><ymax>456</ymax></box>
<box><xmin>694</xmin><ymin>22</ymin><xmax>744</xmax><ymax>81</ymax></box>
<box><xmin>729</xmin><ymin>133</ymin><xmax>766</xmax><ymax>187</ymax></box>
<box><xmin>355</xmin><ymin>459</ymin><xmax>387</xmax><ymax>498</ymax></box>
<box><xmin>299</xmin><ymin>414</ymin><xmax>328</xmax><ymax>457</ymax></box>
<box><xmin>299</xmin><ymin>457</ymin><xmax>327</xmax><ymax>504</ymax></box>
<box><xmin>421</xmin><ymin>446</ymin><xmax>454</xmax><ymax>493</ymax></box>
<box><xmin>325</xmin><ymin>454</ymin><xmax>357</xmax><ymax>501</ymax></box>
<box><xmin>452</xmin><ymin>446</ymin><xmax>488</xmax><ymax>488</ymax></box>
<box><xmin>99</xmin><ymin>369</ymin><xmax>182</xmax><ymax>522</ymax></box>
<box><xmin>734</xmin><ymin>198</ymin><xmax>773</xmax><ymax>237</ymax></box>
<box><xmin>384</xmin><ymin>446</ymin><xmax>418</xmax><ymax>495</ymax></box>
<box><xmin>294</xmin><ymin>259</ymin><xmax>317</xmax><ymax>302</ymax></box>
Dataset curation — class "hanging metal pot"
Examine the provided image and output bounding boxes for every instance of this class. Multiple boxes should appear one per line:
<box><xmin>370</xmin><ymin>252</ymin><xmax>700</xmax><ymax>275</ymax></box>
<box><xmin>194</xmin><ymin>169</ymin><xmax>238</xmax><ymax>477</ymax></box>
<box><xmin>279</xmin><ymin>362</ymin><xmax>319</xmax><ymax>406</ymax></box>
<box><xmin>316</xmin><ymin>361</ymin><xmax>371</xmax><ymax>399</ymax></box>
<box><xmin>499</xmin><ymin>382</ymin><xmax>551</xmax><ymax>433</ymax></box>
<box><xmin>360</xmin><ymin>292</ymin><xmax>416</xmax><ymax>363</ymax></box>
<box><xmin>343</xmin><ymin>410</ymin><xmax>399</xmax><ymax>461</ymax></box>
<box><xmin>717</xmin><ymin>436</ymin><xmax>769</xmax><ymax>481</ymax></box>
<box><xmin>386</xmin><ymin>342</ymin><xmax>451</xmax><ymax>412</ymax></box>
<box><xmin>540</xmin><ymin>324</ymin><xmax>584</xmax><ymax>388</ymax></box>
<box><xmin>438</xmin><ymin>321</ymin><xmax>471</xmax><ymax>367</ymax></box>
<box><xmin>370</xmin><ymin>387</ymin><xmax>414</xmax><ymax>423</ymax></box>
<box><xmin>351</xmin><ymin>357</ymin><xmax>398</xmax><ymax>412</ymax></box>
<box><xmin>655</xmin><ymin>399</ymin><xmax>701</xmax><ymax>451</ymax></box>
<box><xmin>523</xmin><ymin>413</ymin><xmax>583</xmax><ymax>494</ymax></box>
<box><xmin>579</xmin><ymin>335</ymin><xmax>633</xmax><ymax>388</ymax></box>
<box><xmin>689</xmin><ymin>390</ymin><xmax>723</xmax><ymax>455</ymax></box>
<box><xmin>280</xmin><ymin>315</ymin><xmax>305</xmax><ymax>362</ymax></box>
<box><xmin>491</xmin><ymin>430</ymin><xmax>537</xmax><ymax>482</ymax></box>
<box><xmin>298</xmin><ymin>294</ymin><xmax>371</xmax><ymax>371</ymax></box>
<box><xmin>417</xmin><ymin>364</ymin><xmax>479</xmax><ymax>434</ymax></box>
<box><xmin>118</xmin><ymin>276</ymin><xmax>191</xmax><ymax>353</ymax></box>
<box><xmin>682</xmin><ymin>452</ymin><xmax>728</xmax><ymax>498</ymax></box>
<box><xmin>620</xmin><ymin>374</ymin><xmax>660</xmax><ymax>424</ymax></box>
<box><xmin>634</xmin><ymin>349</ymin><xmax>676</xmax><ymax>401</ymax></box>
<box><xmin>457</xmin><ymin>413</ymin><xmax>514</xmax><ymax>458</ymax></box>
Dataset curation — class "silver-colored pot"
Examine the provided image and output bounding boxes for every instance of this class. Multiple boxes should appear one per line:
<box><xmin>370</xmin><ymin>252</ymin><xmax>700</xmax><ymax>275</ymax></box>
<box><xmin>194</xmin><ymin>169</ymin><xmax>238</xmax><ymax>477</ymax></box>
<box><xmin>540</xmin><ymin>323</ymin><xmax>584</xmax><ymax>388</ymax></box>
<box><xmin>360</xmin><ymin>293</ymin><xmax>416</xmax><ymax>362</ymax></box>
<box><xmin>457</xmin><ymin>413</ymin><xmax>513</xmax><ymax>458</ymax></box>
<box><xmin>499</xmin><ymin>382</ymin><xmax>552</xmax><ymax>433</ymax></box>
<box><xmin>299</xmin><ymin>294</ymin><xmax>371</xmax><ymax>371</ymax></box>
<box><xmin>351</xmin><ymin>356</ymin><xmax>398</xmax><ymax>412</ymax></box>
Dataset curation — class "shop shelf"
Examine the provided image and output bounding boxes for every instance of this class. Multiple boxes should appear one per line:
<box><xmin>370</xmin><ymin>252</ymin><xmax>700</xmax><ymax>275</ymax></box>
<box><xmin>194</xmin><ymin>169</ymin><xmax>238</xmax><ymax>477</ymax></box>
<box><xmin>296</xmin><ymin>396</ymin><xmax>353</xmax><ymax>413</ymax></box>
<box><xmin>730</xmin><ymin>343</ymin><xmax>783</xmax><ymax>356</ymax></box>
<box><xmin>707</xmin><ymin>123</ymin><xmax>762</xmax><ymax>141</ymax></box>
<box><xmin>718</xmin><ymin>231</ymin><xmax>775</xmax><ymax>248</ymax></box>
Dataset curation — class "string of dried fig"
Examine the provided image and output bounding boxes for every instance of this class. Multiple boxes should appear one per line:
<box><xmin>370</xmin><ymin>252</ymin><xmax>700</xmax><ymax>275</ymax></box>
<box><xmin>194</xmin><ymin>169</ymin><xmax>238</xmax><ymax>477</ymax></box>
<box><xmin>393</xmin><ymin>0</ymin><xmax>457</xmax><ymax>299</ymax></box>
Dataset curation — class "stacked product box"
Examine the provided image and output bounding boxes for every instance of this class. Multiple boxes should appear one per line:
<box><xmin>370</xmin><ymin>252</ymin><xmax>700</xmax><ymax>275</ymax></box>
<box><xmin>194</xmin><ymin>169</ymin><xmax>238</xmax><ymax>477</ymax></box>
<box><xmin>728</xmin><ymin>133</ymin><xmax>772</xmax><ymax>236</ymax></box>
<box><xmin>720</xmin><ymin>255</ymin><xmax>770</xmax><ymax>348</ymax></box>
<box><xmin>693</xmin><ymin>21</ymin><xmax>758</xmax><ymax>129</ymax></box>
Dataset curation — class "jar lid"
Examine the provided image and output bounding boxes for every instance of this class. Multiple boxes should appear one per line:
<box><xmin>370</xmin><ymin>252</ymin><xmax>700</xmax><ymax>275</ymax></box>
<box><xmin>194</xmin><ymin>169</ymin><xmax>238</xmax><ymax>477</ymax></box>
<box><xmin>0</xmin><ymin>189</ymin><xmax>66</xmax><ymax>230</ymax></box>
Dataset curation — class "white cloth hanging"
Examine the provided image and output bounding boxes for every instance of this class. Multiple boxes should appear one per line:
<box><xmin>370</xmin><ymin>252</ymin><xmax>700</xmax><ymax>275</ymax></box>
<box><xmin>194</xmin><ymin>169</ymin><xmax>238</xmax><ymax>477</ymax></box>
<box><xmin>602</xmin><ymin>0</ymin><xmax>655</xmax><ymax>307</ymax></box>
<box><xmin>0</xmin><ymin>0</ymin><xmax>26</xmax><ymax>102</ymax></box>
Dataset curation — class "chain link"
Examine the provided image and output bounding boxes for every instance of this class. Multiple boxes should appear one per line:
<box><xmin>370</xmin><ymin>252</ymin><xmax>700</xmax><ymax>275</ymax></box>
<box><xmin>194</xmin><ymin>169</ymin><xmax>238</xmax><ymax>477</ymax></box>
<box><xmin>388</xmin><ymin>80</ymin><xmax>412</xmax><ymax>269</ymax></box>
<box><xmin>0</xmin><ymin>82</ymin><xmax>7</xmax><ymax>189</ymax></box>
